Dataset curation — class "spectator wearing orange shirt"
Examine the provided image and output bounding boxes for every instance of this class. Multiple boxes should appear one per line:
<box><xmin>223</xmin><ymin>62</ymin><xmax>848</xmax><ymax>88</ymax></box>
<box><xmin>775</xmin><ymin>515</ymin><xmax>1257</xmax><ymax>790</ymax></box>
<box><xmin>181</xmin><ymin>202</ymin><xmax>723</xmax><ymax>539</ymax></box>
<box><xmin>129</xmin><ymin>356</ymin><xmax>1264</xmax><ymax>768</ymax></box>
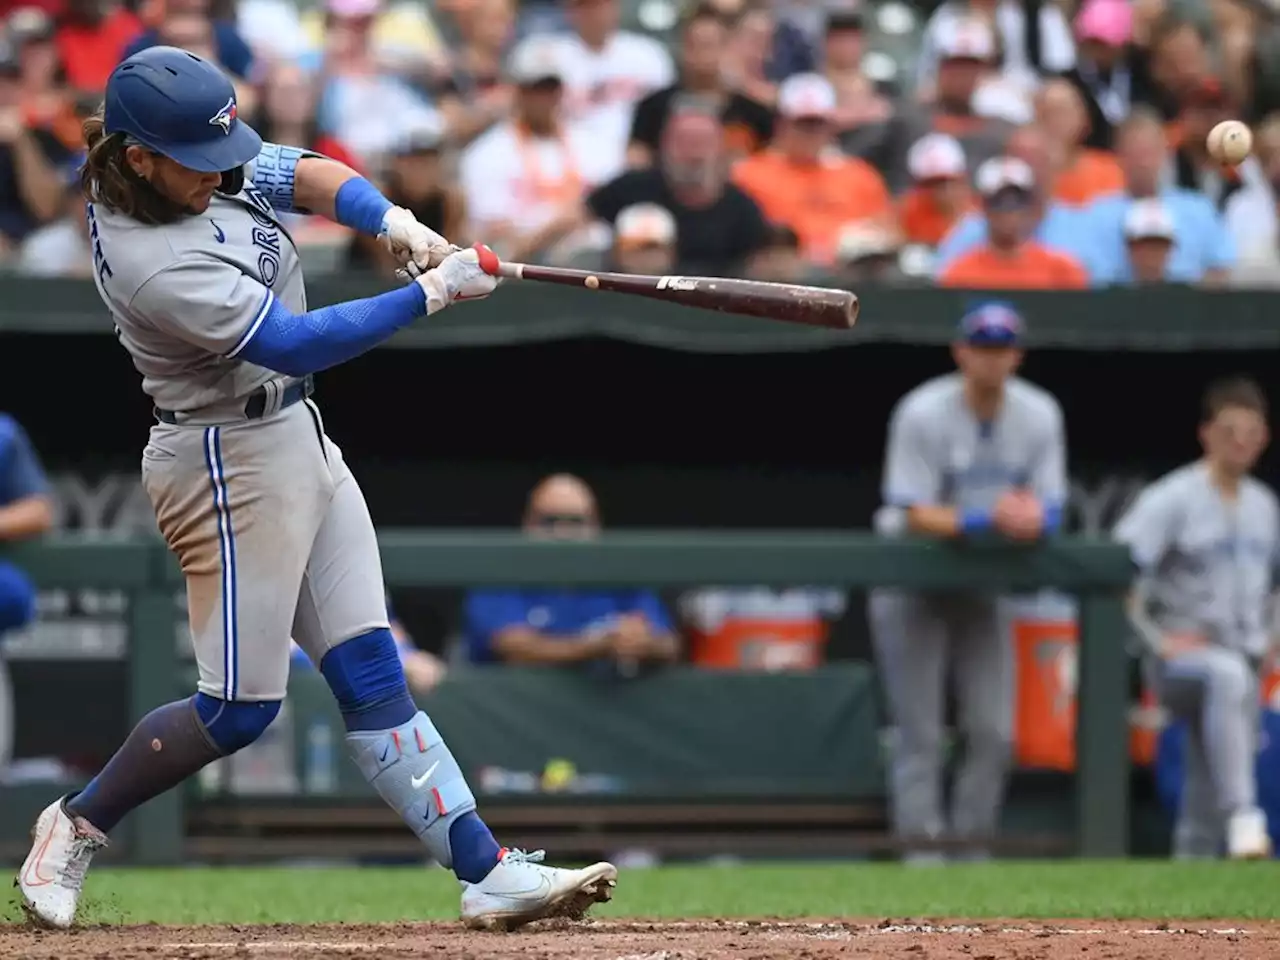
<box><xmin>732</xmin><ymin>71</ymin><xmax>892</xmax><ymax>266</ymax></box>
<box><xmin>897</xmin><ymin>132</ymin><xmax>974</xmax><ymax>250</ymax></box>
<box><xmin>939</xmin><ymin>156</ymin><xmax>1089</xmax><ymax>290</ymax></box>
<box><xmin>1035</xmin><ymin>78</ymin><xmax>1124</xmax><ymax>208</ymax></box>
<box><xmin>54</xmin><ymin>0</ymin><xmax>142</xmax><ymax>94</ymax></box>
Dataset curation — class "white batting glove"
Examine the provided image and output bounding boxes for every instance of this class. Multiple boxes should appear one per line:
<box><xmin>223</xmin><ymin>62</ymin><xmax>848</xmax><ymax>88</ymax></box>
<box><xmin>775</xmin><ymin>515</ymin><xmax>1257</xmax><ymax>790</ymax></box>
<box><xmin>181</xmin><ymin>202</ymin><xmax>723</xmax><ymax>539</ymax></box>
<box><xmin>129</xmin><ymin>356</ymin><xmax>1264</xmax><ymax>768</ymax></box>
<box><xmin>416</xmin><ymin>246</ymin><xmax>499</xmax><ymax>314</ymax></box>
<box><xmin>380</xmin><ymin>206</ymin><xmax>453</xmax><ymax>275</ymax></box>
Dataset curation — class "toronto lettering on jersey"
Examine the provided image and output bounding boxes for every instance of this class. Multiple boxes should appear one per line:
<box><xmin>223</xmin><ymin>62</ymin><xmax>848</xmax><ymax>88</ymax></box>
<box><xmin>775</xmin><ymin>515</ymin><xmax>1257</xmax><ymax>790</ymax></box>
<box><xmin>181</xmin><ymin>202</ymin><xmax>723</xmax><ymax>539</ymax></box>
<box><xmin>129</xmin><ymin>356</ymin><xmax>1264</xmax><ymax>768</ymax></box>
<box><xmin>242</xmin><ymin>184</ymin><xmax>282</xmax><ymax>287</ymax></box>
<box><xmin>86</xmin><ymin>203</ymin><xmax>113</xmax><ymax>286</ymax></box>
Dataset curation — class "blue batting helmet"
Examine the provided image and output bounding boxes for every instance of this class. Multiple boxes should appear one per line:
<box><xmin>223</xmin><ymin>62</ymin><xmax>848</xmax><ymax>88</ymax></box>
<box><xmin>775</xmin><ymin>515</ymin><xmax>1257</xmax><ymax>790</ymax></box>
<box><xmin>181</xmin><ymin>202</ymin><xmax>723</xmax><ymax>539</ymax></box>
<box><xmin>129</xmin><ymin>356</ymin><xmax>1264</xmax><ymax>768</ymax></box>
<box><xmin>103</xmin><ymin>46</ymin><xmax>262</xmax><ymax>174</ymax></box>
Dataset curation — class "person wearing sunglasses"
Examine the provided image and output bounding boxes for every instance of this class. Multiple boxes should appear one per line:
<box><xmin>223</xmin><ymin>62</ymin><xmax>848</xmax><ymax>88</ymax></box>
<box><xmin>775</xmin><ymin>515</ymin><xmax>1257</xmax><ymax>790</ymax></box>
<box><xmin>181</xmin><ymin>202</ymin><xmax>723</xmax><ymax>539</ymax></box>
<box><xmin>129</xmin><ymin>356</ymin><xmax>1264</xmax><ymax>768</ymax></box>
<box><xmin>462</xmin><ymin>474</ymin><xmax>678</xmax><ymax>673</ymax></box>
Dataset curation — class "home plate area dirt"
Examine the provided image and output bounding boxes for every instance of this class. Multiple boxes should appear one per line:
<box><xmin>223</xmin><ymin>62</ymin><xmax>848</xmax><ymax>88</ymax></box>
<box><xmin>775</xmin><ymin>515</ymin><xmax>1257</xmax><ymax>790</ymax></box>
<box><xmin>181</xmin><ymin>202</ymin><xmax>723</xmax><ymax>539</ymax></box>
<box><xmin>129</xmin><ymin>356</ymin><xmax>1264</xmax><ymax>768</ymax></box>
<box><xmin>4</xmin><ymin>919</ymin><xmax>1280</xmax><ymax>960</ymax></box>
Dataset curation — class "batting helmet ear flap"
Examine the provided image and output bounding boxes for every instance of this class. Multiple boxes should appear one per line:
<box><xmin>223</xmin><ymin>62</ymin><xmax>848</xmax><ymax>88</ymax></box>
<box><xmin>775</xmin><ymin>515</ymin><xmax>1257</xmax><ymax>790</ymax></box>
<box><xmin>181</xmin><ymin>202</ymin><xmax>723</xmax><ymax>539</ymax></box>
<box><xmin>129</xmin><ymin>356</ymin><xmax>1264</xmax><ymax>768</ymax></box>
<box><xmin>218</xmin><ymin>166</ymin><xmax>245</xmax><ymax>195</ymax></box>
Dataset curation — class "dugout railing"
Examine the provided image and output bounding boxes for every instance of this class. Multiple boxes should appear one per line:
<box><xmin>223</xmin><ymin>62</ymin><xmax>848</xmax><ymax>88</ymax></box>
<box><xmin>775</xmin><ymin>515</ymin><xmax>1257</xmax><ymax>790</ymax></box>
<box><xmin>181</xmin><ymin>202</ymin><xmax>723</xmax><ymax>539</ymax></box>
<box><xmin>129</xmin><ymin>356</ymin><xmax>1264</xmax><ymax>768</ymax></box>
<box><xmin>0</xmin><ymin>532</ymin><xmax>1133</xmax><ymax>865</ymax></box>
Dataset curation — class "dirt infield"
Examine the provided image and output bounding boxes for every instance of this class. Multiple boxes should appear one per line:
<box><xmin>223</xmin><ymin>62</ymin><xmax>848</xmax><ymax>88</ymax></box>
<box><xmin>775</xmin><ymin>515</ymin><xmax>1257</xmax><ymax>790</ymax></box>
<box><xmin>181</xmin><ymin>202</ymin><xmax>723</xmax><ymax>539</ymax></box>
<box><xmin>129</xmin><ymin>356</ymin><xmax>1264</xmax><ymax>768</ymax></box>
<box><xmin>3</xmin><ymin>919</ymin><xmax>1279</xmax><ymax>959</ymax></box>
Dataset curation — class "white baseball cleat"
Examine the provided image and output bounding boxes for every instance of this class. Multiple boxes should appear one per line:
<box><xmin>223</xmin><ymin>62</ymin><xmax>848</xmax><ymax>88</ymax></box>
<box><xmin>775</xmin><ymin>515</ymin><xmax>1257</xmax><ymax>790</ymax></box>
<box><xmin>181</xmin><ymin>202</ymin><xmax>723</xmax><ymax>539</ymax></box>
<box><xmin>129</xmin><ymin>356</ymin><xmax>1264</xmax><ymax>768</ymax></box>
<box><xmin>14</xmin><ymin>796</ymin><xmax>108</xmax><ymax>929</ymax></box>
<box><xmin>1226</xmin><ymin>808</ymin><xmax>1272</xmax><ymax>860</ymax></box>
<box><xmin>460</xmin><ymin>848</ymin><xmax>617</xmax><ymax>932</ymax></box>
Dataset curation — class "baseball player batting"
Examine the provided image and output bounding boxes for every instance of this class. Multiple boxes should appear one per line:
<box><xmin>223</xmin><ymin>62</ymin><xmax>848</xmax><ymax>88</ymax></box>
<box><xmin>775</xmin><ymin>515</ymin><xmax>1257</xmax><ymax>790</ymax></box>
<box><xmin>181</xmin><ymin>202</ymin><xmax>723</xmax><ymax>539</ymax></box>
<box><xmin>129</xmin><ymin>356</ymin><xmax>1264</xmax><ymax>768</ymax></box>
<box><xmin>16</xmin><ymin>46</ymin><xmax>616</xmax><ymax>931</ymax></box>
<box><xmin>868</xmin><ymin>303</ymin><xmax>1067</xmax><ymax>861</ymax></box>
<box><xmin>1113</xmin><ymin>376</ymin><xmax>1275</xmax><ymax>860</ymax></box>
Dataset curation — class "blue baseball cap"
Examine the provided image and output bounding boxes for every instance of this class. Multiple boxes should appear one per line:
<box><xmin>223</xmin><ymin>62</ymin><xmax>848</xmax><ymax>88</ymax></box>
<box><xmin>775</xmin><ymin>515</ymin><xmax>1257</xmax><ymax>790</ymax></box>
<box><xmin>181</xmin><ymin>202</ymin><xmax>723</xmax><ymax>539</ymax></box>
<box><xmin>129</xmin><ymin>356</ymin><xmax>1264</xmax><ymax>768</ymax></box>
<box><xmin>958</xmin><ymin>301</ymin><xmax>1025</xmax><ymax>347</ymax></box>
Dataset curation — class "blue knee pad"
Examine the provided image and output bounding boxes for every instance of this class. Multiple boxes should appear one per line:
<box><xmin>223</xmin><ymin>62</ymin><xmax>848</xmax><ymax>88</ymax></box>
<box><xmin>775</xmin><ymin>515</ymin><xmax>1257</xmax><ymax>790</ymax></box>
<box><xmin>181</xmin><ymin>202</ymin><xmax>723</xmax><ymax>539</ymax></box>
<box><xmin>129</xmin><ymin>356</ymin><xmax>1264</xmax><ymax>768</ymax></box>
<box><xmin>194</xmin><ymin>692</ymin><xmax>282</xmax><ymax>754</ymax></box>
<box><xmin>0</xmin><ymin>561</ymin><xmax>35</xmax><ymax>632</ymax></box>
<box><xmin>320</xmin><ymin>627</ymin><xmax>416</xmax><ymax>731</ymax></box>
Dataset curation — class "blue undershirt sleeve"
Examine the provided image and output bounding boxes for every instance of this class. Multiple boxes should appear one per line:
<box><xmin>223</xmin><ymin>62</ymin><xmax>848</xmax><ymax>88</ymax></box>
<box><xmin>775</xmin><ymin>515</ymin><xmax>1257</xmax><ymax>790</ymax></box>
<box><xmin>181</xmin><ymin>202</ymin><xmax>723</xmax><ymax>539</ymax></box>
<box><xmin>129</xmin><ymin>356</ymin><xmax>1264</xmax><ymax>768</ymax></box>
<box><xmin>232</xmin><ymin>283</ymin><xmax>428</xmax><ymax>377</ymax></box>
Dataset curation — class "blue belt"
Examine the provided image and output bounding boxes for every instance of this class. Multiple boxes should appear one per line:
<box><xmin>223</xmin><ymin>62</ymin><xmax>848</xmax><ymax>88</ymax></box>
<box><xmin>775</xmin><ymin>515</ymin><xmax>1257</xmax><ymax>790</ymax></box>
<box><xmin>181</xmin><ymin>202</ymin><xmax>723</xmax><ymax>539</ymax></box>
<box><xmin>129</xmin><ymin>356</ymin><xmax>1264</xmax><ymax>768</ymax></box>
<box><xmin>154</xmin><ymin>375</ymin><xmax>315</xmax><ymax>424</ymax></box>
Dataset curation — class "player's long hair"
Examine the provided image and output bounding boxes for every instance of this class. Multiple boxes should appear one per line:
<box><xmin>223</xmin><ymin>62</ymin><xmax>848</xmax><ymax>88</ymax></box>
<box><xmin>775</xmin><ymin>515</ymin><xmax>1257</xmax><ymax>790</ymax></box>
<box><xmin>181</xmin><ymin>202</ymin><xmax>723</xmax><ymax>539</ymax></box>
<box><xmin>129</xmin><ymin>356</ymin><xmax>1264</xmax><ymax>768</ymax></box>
<box><xmin>81</xmin><ymin>108</ymin><xmax>188</xmax><ymax>225</ymax></box>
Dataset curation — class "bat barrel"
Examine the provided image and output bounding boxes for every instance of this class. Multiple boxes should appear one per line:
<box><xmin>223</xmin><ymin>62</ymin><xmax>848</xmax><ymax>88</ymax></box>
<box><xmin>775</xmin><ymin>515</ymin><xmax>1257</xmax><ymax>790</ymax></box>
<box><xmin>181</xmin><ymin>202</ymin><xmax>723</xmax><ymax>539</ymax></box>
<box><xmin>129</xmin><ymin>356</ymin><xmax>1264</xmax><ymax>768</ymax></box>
<box><xmin>487</xmin><ymin>260</ymin><xmax>859</xmax><ymax>331</ymax></box>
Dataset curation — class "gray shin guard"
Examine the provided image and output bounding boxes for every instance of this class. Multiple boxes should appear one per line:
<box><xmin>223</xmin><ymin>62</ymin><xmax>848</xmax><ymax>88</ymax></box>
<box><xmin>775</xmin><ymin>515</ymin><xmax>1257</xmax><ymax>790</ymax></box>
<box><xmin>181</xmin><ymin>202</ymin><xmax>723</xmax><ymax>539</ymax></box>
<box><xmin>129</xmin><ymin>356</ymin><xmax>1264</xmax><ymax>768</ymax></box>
<box><xmin>345</xmin><ymin>711</ymin><xmax>476</xmax><ymax>867</ymax></box>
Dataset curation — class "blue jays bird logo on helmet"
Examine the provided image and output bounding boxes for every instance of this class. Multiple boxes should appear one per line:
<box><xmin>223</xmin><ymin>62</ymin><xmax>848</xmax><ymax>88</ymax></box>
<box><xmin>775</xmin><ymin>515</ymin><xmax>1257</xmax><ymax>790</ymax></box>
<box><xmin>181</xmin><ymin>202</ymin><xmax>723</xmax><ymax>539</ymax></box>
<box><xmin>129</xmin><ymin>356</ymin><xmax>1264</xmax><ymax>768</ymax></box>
<box><xmin>209</xmin><ymin>96</ymin><xmax>237</xmax><ymax>135</ymax></box>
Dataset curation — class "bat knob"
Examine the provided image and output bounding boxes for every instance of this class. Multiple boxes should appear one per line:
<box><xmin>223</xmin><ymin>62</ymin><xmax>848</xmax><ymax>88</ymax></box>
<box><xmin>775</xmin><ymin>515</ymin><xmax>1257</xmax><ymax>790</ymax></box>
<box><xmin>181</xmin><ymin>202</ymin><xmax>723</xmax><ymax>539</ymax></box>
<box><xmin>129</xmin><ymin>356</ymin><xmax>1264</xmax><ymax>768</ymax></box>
<box><xmin>472</xmin><ymin>243</ymin><xmax>501</xmax><ymax>277</ymax></box>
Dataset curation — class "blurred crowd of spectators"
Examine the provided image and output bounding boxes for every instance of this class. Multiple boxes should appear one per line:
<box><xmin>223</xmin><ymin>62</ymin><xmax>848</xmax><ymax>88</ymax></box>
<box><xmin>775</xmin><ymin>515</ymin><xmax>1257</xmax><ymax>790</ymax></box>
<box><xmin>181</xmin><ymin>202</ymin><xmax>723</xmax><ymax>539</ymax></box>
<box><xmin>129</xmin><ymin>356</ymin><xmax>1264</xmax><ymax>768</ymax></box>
<box><xmin>4</xmin><ymin>0</ymin><xmax>1280</xmax><ymax>288</ymax></box>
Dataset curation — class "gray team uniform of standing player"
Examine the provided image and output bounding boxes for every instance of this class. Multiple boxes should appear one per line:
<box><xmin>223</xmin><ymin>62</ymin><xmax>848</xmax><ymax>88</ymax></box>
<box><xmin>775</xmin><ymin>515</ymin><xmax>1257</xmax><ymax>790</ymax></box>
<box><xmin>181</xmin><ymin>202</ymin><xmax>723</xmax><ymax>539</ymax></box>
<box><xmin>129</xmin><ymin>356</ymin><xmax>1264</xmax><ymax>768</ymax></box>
<box><xmin>1113</xmin><ymin>463</ymin><xmax>1278</xmax><ymax>856</ymax></box>
<box><xmin>89</xmin><ymin>145</ymin><xmax>387</xmax><ymax>703</ymax></box>
<box><xmin>869</xmin><ymin>372</ymin><xmax>1067</xmax><ymax>852</ymax></box>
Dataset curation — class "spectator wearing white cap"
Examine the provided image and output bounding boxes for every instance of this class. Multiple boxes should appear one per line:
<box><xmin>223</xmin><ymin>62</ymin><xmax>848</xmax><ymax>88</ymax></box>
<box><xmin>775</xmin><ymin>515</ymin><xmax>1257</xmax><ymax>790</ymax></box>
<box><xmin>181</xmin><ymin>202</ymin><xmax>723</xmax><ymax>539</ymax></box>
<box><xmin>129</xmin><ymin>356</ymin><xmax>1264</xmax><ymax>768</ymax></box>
<box><xmin>1080</xmin><ymin>109</ymin><xmax>1235</xmax><ymax>287</ymax></box>
<box><xmin>509</xmin><ymin>0</ymin><xmax>673</xmax><ymax>183</ymax></box>
<box><xmin>936</xmin><ymin>123</ymin><xmax>1104</xmax><ymax>283</ymax></box>
<box><xmin>917</xmin><ymin>0</ymin><xmax>1075</xmax><ymax>101</ymax></box>
<box><xmin>459</xmin><ymin>40</ymin><xmax>615</xmax><ymax>263</ymax></box>
<box><xmin>897</xmin><ymin>132</ymin><xmax>975</xmax><ymax>250</ymax></box>
<box><xmin>938</xmin><ymin>156</ymin><xmax>1089</xmax><ymax>289</ymax></box>
<box><xmin>834</xmin><ymin>221</ymin><xmax>903</xmax><ymax>285</ymax></box>
<box><xmin>896</xmin><ymin>17</ymin><xmax>1012</xmax><ymax>188</ymax></box>
<box><xmin>1120</xmin><ymin>197</ymin><xmax>1178</xmax><ymax>286</ymax></box>
<box><xmin>609</xmin><ymin>203</ymin><xmax>677</xmax><ymax>274</ymax></box>
<box><xmin>733</xmin><ymin>72</ymin><xmax>893</xmax><ymax>266</ymax></box>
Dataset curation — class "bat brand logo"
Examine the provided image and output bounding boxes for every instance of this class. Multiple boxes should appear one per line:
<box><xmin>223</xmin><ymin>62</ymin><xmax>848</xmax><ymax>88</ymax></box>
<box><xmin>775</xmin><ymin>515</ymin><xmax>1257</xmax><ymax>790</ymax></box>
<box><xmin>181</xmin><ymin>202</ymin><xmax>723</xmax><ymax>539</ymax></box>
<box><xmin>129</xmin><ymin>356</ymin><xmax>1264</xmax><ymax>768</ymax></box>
<box><xmin>656</xmin><ymin>275</ymin><xmax>697</xmax><ymax>292</ymax></box>
<box><xmin>209</xmin><ymin>97</ymin><xmax>237</xmax><ymax>135</ymax></box>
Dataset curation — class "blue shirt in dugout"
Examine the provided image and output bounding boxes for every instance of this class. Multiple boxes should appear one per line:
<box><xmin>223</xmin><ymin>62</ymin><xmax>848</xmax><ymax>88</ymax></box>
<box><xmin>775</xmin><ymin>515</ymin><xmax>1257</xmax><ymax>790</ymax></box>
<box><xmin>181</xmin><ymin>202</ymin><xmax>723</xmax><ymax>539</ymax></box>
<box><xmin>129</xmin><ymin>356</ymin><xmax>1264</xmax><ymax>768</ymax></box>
<box><xmin>0</xmin><ymin>414</ymin><xmax>48</xmax><ymax>507</ymax></box>
<box><xmin>1080</xmin><ymin>189</ymin><xmax>1235</xmax><ymax>284</ymax></box>
<box><xmin>0</xmin><ymin>414</ymin><xmax>49</xmax><ymax>632</ymax></box>
<box><xmin>463</xmin><ymin>589</ymin><xmax>674</xmax><ymax>664</ymax></box>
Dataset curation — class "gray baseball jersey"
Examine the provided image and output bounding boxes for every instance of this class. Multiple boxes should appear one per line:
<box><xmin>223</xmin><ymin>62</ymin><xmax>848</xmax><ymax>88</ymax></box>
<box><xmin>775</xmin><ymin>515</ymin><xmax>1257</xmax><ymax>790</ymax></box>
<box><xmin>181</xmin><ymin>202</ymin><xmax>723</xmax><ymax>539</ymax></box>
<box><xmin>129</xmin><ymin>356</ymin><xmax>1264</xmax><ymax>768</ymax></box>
<box><xmin>1113</xmin><ymin>462</ymin><xmax>1280</xmax><ymax>658</ymax></box>
<box><xmin>89</xmin><ymin>149</ymin><xmax>305</xmax><ymax>413</ymax></box>
<box><xmin>89</xmin><ymin>143</ymin><xmax>389</xmax><ymax>702</ymax></box>
<box><xmin>879</xmin><ymin>372</ymin><xmax>1068</xmax><ymax>523</ymax></box>
<box><xmin>869</xmin><ymin>371</ymin><xmax>1066</xmax><ymax>856</ymax></box>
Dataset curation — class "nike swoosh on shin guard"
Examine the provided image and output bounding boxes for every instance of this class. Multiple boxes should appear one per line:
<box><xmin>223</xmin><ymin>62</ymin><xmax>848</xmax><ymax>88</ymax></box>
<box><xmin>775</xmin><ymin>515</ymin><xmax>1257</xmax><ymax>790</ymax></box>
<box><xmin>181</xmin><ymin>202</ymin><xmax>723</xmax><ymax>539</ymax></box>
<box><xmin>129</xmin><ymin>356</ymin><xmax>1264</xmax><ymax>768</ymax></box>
<box><xmin>345</xmin><ymin>711</ymin><xmax>476</xmax><ymax>866</ymax></box>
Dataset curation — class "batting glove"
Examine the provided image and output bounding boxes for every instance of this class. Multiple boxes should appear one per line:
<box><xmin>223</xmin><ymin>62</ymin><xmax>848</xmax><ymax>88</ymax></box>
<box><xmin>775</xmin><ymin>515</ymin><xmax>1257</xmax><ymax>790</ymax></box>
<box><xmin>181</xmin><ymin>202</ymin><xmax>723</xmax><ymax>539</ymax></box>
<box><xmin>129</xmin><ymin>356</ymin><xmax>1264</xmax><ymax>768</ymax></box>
<box><xmin>381</xmin><ymin>206</ymin><xmax>453</xmax><ymax>276</ymax></box>
<box><xmin>416</xmin><ymin>246</ymin><xmax>500</xmax><ymax>314</ymax></box>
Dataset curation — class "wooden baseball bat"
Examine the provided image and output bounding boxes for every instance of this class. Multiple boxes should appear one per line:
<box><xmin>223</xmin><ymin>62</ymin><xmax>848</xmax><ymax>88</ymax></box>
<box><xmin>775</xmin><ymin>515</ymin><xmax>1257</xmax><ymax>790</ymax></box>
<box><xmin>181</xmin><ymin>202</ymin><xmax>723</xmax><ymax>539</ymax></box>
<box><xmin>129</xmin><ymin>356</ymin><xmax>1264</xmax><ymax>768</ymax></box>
<box><xmin>470</xmin><ymin>244</ymin><xmax>859</xmax><ymax>331</ymax></box>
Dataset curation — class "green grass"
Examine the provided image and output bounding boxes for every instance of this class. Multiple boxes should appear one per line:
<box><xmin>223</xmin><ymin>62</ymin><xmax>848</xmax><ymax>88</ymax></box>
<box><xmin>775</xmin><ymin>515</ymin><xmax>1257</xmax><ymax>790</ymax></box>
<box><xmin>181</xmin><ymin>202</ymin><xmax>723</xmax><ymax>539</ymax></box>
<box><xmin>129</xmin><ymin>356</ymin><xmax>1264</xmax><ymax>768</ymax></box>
<box><xmin>5</xmin><ymin>862</ymin><xmax>1280</xmax><ymax>925</ymax></box>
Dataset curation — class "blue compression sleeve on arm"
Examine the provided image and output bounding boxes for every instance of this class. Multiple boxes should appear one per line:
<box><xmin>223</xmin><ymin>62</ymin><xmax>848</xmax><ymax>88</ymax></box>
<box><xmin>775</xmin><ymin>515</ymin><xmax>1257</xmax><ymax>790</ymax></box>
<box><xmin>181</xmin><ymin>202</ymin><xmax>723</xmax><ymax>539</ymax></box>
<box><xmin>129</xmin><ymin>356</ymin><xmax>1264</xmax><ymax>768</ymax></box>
<box><xmin>334</xmin><ymin>177</ymin><xmax>394</xmax><ymax>236</ymax></box>
<box><xmin>234</xmin><ymin>284</ymin><xmax>427</xmax><ymax>377</ymax></box>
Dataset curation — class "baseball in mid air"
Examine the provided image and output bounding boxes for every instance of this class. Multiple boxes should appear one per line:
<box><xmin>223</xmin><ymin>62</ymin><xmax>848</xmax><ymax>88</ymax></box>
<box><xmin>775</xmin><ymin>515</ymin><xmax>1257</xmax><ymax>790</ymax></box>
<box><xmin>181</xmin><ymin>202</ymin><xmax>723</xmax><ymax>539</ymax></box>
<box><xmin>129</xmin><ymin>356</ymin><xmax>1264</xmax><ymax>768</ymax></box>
<box><xmin>1207</xmin><ymin>120</ymin><xmax>1253</xmax><ymax>165</ymax></box>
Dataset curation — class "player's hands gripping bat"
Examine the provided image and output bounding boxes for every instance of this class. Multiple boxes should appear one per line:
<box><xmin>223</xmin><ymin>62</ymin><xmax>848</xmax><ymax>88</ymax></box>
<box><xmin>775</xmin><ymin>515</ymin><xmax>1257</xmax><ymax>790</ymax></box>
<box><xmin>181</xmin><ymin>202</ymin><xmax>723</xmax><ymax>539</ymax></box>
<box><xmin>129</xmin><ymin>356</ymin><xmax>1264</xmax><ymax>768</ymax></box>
<box><xmin>380</xmin><ymin>207</ymin><xmax>454</xmax><ymax>275</ymax></box>
<box><xmin>469</xmin><ymin>245</ymin><xmax>858</xmax><ymax>330</ymax></box>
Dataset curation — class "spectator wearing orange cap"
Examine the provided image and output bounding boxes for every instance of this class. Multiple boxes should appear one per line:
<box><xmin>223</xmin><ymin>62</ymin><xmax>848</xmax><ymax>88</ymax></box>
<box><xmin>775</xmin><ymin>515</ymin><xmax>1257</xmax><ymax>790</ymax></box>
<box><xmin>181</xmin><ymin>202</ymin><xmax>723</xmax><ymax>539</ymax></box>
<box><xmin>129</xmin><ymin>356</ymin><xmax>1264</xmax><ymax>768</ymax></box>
<box><xmin>609</xmin><ymin>202</ymin><xmax>677</xmax><ymax>274</ymax></box>
<box><xmin>897</xmin><ymin>132</ymin><xmax>974</xmax><ymax>249</ymax></box>
<box><xmin>732</xmin><ymin>71</ymin><xmax>892</xmax><ymax>266</ymax></box>
<box><xmin>938</xmin><ymin>156</ymin><xmax>1089</xmax><ymax>290</ymax></box>
<box><xmin>1035</xmin><ymin>77</ymin><xmax>1125</xmax><ymax>208</ymax></box>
